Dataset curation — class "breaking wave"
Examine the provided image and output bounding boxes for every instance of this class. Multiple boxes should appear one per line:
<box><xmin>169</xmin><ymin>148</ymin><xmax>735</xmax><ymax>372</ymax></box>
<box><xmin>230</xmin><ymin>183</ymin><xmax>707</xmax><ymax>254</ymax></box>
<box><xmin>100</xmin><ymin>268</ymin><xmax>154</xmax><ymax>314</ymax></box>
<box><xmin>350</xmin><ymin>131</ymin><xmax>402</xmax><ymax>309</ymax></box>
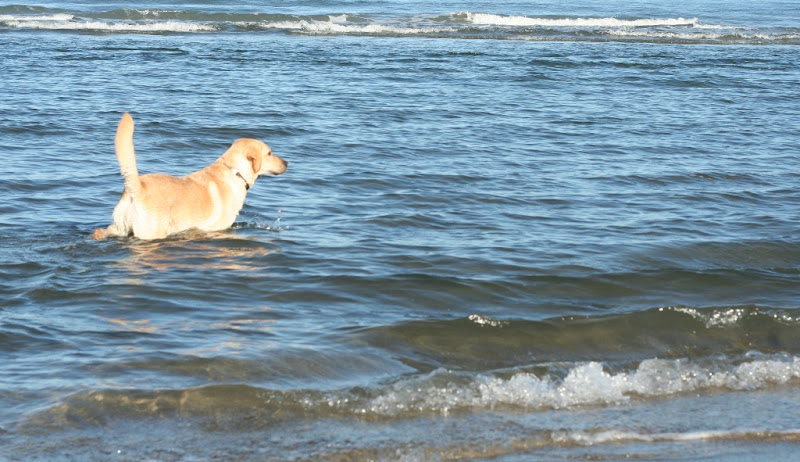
<box><xmin>461</xmin><ymin>12</ymin><xmax>700</xmax><ymax>28</ymax></box>
<box><xmin>0</xmin><ymin>12</ymin><xmax>217</xmax><ymax>32</ymax></box>
<box><xmin>367</xmin><ymin>354</ymin><xmax>800</xmax><ymax>416</ymax></box>
<box><xmin>25</xmin><ymin>352</ymin><xmax>800</xmax><ymax>430</ymax></box>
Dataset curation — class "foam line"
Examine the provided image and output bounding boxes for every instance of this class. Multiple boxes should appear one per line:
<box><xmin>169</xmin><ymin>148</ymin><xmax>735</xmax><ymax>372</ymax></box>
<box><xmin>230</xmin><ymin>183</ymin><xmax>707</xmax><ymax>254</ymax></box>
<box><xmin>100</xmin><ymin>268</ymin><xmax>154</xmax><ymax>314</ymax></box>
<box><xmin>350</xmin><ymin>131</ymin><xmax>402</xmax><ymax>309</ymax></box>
<box><xmin>0</xmin><ymin>13</ymin><xmax>216</xmax><ymax>32</ymax></box>
<box><xmin>464</xmin><ymin>12</ymin><xmax>700</xmax><ymax>28</ymax></box>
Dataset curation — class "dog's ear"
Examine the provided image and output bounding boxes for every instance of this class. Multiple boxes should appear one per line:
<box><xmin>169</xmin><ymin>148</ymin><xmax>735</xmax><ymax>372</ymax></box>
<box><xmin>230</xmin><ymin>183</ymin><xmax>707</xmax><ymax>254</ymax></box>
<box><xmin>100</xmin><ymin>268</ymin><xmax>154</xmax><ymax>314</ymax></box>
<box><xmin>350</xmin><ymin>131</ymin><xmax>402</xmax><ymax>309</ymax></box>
<box><xmin>247</xmin><ymin>148</ymin><xmax>262</xmax><ymax>174</ymax></box>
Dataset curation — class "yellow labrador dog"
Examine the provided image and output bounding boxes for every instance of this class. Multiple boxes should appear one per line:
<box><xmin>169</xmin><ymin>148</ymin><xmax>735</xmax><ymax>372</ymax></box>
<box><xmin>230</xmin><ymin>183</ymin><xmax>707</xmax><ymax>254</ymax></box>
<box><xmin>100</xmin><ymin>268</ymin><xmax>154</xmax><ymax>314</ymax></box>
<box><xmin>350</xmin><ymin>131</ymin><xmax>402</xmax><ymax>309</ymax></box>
<box><xmin>93</xmin><ymin>113</ymin><xmax>288</xmax><ymax>240</ymax></box>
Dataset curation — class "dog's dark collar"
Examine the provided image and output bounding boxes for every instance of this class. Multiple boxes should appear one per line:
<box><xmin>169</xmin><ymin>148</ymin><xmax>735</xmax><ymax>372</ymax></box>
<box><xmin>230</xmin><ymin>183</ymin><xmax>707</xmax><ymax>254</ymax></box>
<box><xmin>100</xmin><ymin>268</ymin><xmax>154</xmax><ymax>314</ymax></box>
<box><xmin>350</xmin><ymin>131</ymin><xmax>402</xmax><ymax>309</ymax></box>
<box><xmin>229</xmin><ymin>167</ymin><xmax>251</xmax><ymax>190</ymax></box>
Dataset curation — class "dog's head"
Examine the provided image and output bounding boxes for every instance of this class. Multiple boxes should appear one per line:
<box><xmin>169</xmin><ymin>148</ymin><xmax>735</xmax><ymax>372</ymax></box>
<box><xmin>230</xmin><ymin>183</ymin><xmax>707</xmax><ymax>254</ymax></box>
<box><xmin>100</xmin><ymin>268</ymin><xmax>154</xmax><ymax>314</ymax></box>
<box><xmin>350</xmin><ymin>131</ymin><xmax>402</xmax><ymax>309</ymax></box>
<box><xmin>225</xmin><ymin>138</ymin><xmax>288</xmax><ymax>179</ymax></box>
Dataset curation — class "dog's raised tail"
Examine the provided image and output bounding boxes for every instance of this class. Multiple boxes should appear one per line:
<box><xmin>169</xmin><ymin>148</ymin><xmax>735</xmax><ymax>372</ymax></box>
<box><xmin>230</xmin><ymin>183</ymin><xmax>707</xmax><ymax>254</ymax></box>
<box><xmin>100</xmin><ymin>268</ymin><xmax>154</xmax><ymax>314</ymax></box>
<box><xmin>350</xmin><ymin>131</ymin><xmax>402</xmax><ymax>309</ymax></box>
<box><xmin>115</xmin><ymin>112</ymin><xmax>140</xmax><ymax>196</ymax></box>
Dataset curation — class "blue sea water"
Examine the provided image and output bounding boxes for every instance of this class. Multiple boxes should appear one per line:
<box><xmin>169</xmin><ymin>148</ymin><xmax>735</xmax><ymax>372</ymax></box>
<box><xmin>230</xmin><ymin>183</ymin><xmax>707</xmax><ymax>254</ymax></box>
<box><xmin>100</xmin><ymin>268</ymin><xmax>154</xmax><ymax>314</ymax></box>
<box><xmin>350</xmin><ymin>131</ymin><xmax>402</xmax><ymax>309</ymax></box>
<box><xmin>1</xmin><ymin>0</ymin><xmax>800</xmax><ymax>460</ymax></box>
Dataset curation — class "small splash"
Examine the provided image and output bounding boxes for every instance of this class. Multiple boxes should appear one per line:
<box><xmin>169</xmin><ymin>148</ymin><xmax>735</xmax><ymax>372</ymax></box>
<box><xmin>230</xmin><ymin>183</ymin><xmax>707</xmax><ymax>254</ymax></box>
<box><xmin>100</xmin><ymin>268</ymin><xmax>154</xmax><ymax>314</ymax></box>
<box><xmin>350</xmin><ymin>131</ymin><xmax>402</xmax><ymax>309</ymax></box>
<box><xmin>468</xmin><ymin>314</ymin><xmax>509</xmax><ymax>328</ymax></box>
<box><xmin>268</xmin><ymin>209</ymin><xmax>285</xmax><ymax>232</ymax></box>
<box><xmin>671</xmin><ymin>306</ymin><xmax>748</xmax><ymax>328</ymax></box>
<box><xmin>233</xmin><ymin>210</ymin><xmax>286</xmax><ymax>232</ymax></box>
<box><xmin>666</xmin><ymin>305</ymin><xmax>800</xmax><ymax>329</ymax></box>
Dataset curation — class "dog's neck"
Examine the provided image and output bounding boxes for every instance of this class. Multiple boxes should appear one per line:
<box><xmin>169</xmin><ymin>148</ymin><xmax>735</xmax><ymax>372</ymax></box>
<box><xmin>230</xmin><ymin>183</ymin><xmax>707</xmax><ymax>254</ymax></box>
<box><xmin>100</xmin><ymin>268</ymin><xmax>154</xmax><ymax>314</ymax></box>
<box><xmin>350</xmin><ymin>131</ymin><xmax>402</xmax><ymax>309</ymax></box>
<box><xmin>228</xmin><ymin>167</ymin><xmax>251</xmax><ymax>190</ymax></box>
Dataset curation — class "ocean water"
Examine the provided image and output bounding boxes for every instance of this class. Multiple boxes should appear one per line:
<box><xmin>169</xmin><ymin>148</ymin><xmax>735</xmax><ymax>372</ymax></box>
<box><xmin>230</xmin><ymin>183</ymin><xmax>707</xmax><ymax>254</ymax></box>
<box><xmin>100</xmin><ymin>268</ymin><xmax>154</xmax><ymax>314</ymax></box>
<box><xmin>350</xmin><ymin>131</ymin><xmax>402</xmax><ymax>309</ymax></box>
<box><xmin>1</xmin><ymin>0</ymin><xmax>800</xmax><ymax>460</ymax></box>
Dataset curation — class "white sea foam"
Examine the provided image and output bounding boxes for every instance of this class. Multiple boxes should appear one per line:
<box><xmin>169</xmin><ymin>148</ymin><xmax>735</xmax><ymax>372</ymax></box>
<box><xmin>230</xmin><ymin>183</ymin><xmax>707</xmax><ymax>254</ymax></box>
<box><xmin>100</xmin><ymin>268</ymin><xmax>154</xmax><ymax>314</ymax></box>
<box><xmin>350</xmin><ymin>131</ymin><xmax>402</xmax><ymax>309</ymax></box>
<box><xmin>365</xmin><ymin>355</ymin><xmax>800</xmax><ymax>415</ymax></box>
<box><xmin>260</xmin><ymin>18</ymin><xmax>443</xmax><ymax>35</ymax></box>
<box><xmin>0</xmin><ymin>14</ymin><xmax>74</xmax><ymax>22</ymax></box>
<box><xmin>607</xmin><ymin>28</ymin><xmax>800</xmax><ymax>42</ymax></box>
<box><xmin>327</xmin><ymin>14</ymin><xmax>351</xmax><ymax>25</ymax></box>
<box><xmin>0</xmin><ymin>14</ymin><xmax>216</xmax><ymax>32</ymax></box>
<box><xmin>551</xmin><ymin>428</ymin><xmax>800</xmax><ymax>446</ymax></box>
<box><xmin>464</xmin><ymin>12</ymin><xmax>699</xmax><ymax>29</ymax></box>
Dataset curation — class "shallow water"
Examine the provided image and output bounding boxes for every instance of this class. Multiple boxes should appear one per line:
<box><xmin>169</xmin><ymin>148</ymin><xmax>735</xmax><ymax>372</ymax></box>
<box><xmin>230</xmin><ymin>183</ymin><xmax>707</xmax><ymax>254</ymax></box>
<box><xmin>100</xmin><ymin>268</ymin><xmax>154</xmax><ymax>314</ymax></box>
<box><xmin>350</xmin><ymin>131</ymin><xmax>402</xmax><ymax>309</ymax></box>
<box><xmin>2</xmin><ymin>0</ymin><xmax>800</xmax><ymax>460</ymax></box>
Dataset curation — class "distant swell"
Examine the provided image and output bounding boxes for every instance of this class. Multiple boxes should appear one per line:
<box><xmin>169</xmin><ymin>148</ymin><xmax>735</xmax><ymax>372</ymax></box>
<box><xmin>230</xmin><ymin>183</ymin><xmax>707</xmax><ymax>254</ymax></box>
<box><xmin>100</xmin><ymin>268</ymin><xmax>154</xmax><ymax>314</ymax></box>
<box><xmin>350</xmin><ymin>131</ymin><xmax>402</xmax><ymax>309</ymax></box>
<box><xmin>1</xmin><ymin>7</ymin><xmax>797</xmax><ymax>43</ymax></box>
